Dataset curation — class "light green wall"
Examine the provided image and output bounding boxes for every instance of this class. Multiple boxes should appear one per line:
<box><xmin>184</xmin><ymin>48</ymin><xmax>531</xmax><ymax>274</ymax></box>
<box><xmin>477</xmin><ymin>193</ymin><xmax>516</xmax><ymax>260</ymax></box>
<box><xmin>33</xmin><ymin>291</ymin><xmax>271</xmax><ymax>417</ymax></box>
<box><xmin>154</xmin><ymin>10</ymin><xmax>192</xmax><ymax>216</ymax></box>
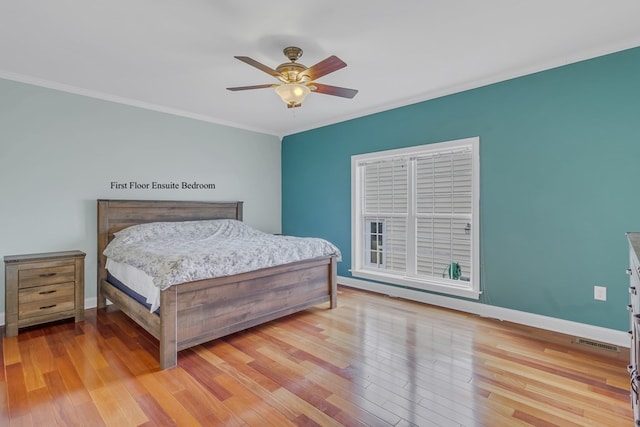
<box><xmin>0</xmin><ymin>79</ymin><xmax>281</xmax><ymax>315</ymax></box>
<box><xmin>282</xmin><ymin>47</ymin><xmax>640</xmax><ymax>331</ymax></box>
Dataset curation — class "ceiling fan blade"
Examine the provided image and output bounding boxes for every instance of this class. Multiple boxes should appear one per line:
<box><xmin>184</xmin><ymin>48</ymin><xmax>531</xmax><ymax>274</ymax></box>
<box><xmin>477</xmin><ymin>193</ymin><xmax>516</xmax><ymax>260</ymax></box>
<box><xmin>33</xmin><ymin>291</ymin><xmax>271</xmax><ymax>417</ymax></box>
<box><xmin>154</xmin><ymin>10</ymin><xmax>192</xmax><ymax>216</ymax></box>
<box><xmin>226</xmin><ymin>84</ymin><xmax>278</xmax><ymax>91</ymax></box>
<box><xmin>301</xmin><ymin>55</ymin><xmax>347</xmax><ymax>80</ymax></box>
<box><xmin>234</xmin><ymin>56</ymin><xmax>284</xmax><ymax>80</ymax></box>
<box><xmin>309</xmin><ymin>83</ymin><xmax>358</xmax><ymax>99</ymax></box>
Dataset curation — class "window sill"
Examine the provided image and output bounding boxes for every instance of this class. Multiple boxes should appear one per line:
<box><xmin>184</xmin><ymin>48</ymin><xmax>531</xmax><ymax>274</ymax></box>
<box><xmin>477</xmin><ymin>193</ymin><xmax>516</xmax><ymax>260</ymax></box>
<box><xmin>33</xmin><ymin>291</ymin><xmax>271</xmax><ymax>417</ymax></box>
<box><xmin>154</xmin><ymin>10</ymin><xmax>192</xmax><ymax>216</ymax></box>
<box><xmin>351</xmin><ymin>269</ymin><xmax>481</xmax><ymax>300</ymax></box>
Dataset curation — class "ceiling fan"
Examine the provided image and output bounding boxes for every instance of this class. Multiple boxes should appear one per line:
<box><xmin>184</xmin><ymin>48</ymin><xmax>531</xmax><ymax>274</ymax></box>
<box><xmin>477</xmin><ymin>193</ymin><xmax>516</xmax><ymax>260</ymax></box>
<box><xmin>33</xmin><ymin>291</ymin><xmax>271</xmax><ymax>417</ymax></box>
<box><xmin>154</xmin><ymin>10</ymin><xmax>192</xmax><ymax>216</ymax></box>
<box><xmin>227</xmin><ymin>46</ymin><xmax>358</xmax><ymax>108</ymax></box>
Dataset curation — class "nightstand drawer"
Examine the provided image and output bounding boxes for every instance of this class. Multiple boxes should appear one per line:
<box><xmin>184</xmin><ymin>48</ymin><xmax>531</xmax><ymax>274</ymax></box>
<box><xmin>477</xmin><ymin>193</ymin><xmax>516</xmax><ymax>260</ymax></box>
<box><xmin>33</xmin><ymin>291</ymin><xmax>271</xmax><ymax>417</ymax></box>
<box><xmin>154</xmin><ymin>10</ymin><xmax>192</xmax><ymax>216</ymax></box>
<box><xmin>19</xmin><ymin>282</ymin><xmax>75</xmax><ymax>320</ymax></box>
<box><xmin>18</xmin><ymin>265</ymin><xmax>75</xmax><ymax>289</ymax></box>
<box><xmin>19</xmin><ymin>282</ymin><xmax>75</xmax><ymax>306</ymax></box>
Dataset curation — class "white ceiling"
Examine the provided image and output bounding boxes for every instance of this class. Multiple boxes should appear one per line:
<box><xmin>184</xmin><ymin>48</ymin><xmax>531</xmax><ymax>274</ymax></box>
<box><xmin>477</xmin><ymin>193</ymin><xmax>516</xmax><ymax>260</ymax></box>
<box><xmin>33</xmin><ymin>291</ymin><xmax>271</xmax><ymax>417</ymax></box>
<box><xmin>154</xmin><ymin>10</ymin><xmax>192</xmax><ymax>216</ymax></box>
<box><xmin>1</xmin><ymin>1</ymin><xmax>639</xmax><ymax>138</ymax></box>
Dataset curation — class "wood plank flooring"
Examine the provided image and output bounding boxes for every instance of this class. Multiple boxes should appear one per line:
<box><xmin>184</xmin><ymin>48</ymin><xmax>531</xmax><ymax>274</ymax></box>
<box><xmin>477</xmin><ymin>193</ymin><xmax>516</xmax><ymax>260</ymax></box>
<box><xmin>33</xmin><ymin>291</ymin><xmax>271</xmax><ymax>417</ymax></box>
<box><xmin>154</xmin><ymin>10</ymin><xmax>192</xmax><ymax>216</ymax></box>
<box><xmin>0</xmin><ymin>286</ymin><xmax>634</xmax><ymax>426</ymax></box>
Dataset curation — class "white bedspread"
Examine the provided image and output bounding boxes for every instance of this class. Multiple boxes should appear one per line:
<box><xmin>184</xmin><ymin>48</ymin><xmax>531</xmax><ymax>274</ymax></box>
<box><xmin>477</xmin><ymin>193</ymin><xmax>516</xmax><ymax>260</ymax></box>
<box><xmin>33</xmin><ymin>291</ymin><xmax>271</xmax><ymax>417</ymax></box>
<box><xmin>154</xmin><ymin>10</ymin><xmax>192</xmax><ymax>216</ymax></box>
<box><xmin>103</xmin><ymin>219</ymin><xmax>341</xmax><ymax>294</ymax></box>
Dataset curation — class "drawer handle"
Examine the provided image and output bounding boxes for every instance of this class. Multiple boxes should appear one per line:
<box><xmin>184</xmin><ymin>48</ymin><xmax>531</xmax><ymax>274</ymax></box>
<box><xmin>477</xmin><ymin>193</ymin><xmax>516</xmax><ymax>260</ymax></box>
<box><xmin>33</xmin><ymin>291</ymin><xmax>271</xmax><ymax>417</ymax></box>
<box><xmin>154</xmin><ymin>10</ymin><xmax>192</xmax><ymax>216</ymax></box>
<box><xmin>39</xmin><ymin>273</ymin><xmax>57</xmax><ymax>278</ymax></box>
<box><xmin>38</xmin><ymin>290</ymin><xmax>57</xmax><ymax>295</ymax></box>
<box><xmin>39</xmin><ymin>304</ymin><xmax>57</xmax><ymax>310</ymax></box>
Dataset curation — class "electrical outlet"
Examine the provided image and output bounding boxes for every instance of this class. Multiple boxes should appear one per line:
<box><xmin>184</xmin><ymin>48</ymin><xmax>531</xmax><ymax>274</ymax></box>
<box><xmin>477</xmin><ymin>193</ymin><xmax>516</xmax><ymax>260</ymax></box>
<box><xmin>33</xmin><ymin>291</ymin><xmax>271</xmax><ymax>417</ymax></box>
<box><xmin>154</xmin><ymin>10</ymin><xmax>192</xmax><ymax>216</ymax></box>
<box><xmin>594</xmin><ymin>286</ymin><xmax>607</xmax><ymax>301</ymax></box>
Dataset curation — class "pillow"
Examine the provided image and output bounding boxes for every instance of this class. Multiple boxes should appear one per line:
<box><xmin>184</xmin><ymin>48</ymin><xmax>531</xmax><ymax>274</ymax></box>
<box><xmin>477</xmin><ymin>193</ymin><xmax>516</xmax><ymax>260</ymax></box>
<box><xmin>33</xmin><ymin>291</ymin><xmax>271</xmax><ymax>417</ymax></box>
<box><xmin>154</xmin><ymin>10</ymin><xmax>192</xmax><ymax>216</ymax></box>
<box><xmin>111</xmin><ymin>219</ymin><xmax>252</xmax><ymax>244</ymax></box>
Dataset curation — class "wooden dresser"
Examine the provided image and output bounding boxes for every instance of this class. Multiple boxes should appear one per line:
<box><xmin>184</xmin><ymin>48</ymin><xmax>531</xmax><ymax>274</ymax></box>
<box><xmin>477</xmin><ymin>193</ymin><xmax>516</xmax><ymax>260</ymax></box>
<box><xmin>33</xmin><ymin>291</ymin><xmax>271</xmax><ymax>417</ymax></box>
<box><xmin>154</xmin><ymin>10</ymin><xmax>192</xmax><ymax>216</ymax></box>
<box><xmin>4</xmin><ymin>250</ymin><xmax>85</xmax><ymax>336</ymax></box>
<box><xmin>627</xmin><ymin>233</ymin><xmax>640</xmax><ymax>425</ymax></box>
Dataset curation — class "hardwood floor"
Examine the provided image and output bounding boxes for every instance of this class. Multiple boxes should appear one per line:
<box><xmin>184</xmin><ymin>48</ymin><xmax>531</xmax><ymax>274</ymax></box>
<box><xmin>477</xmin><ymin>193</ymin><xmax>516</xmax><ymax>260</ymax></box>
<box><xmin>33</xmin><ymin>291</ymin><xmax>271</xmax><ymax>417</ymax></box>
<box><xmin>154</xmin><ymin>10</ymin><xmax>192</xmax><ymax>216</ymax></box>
<box><xmin>0</xmin><ymin>286</ymin><xmax>633</xmax><ymax>426</ymax></box>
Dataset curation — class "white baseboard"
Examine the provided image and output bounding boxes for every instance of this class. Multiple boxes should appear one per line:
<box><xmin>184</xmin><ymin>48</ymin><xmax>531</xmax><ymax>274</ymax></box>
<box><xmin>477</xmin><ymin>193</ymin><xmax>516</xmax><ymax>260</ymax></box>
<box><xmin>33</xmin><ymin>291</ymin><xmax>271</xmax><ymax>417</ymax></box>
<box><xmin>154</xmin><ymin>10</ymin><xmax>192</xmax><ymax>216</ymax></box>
<box><xmin>85</xmin><ymin>297</ymin><xmax>98</xmax><ymax>310</ymax></box>
<box><xmin>1</xmin><ymin>284</ymin><xmax>629</xmax><ymax>350</ymax></box>
<box><xmin>339</xmin><ymin>275</ymin><xmax>630</xmax><ymax>349</ymax></box>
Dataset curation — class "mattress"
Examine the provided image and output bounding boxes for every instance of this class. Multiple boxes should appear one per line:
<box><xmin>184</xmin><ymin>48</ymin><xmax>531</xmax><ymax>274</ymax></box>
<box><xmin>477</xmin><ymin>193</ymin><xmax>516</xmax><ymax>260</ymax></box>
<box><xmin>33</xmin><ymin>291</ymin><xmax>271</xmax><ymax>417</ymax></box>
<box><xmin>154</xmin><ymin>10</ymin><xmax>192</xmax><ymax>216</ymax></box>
<box><xmin>102</xmin><ymin>219</ymin><xmax>341</xmax><ymax>311</ymax></box>
<box><xmin>106</xmin><ymin>258</ymin><xmax>160</xmax><ymax>312</ymax></box>
<box><xmin>106</xmin><ymin>270</ymin><xmax>157</xmax><ymax>313</ymax></box>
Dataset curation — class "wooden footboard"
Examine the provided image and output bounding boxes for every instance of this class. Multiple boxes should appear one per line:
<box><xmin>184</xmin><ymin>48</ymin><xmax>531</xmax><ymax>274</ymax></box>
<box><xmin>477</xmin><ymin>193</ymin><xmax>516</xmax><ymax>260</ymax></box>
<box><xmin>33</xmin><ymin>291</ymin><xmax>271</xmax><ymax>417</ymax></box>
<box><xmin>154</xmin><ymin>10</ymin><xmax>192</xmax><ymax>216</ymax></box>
<box><xmin>97</xmin><ymin>199</ymin><xmax>338</xmax><ymax>370</ymax></box>
<box><xmin>100</xmin><ymin>256</ymin><xmax>337</xmax><ymax>369</ymax></box>
<box><xmin>169</xmin><ymin>255</ymin><xmax>336</xmax><ymax>369</ymax></box>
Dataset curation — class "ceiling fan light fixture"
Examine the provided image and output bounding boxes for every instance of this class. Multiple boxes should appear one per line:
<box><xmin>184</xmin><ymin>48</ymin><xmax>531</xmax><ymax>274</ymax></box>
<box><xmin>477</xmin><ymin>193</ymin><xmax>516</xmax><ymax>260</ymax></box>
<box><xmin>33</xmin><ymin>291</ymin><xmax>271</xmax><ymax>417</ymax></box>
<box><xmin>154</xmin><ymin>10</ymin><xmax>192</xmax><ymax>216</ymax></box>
<box><xmin>228</xmin><ymin>47</ymin><xmax>357</xmax><ymax>106</ymax></box>
<box><xmin>275</xmin><ymin>83</ymin><xmax>310</xmax><ymax>108</ymax></box>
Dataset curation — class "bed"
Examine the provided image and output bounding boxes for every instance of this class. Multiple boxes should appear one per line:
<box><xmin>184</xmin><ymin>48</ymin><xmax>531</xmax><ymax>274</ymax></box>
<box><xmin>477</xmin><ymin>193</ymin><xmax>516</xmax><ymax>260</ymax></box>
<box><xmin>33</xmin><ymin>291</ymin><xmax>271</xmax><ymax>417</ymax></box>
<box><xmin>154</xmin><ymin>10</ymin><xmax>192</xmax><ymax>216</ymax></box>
<box><xmin>97</xmin><ymin>199</ymin><xmax>338</xmax><ymax>369</ymax></box>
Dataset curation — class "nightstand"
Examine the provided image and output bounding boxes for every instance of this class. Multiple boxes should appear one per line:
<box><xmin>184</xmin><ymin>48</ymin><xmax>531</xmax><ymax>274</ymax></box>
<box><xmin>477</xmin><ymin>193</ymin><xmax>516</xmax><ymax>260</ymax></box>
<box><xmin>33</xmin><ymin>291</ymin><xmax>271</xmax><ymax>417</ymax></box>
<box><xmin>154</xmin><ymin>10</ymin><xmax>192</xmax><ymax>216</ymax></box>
<box><xmin>4</xmin><ymin>250</ymin><xmax>85</xmax><ymax>336</ymax></box>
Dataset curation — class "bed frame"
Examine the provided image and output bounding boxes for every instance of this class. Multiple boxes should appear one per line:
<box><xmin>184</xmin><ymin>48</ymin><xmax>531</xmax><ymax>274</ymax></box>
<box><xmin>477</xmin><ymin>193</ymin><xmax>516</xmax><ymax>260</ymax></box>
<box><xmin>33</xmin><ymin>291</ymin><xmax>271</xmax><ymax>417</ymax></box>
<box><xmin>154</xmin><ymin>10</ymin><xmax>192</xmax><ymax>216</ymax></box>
<box><xmin>97</xmin><ymin>199</ymin><xmax>337</xmax><ymax>369</ymax></box>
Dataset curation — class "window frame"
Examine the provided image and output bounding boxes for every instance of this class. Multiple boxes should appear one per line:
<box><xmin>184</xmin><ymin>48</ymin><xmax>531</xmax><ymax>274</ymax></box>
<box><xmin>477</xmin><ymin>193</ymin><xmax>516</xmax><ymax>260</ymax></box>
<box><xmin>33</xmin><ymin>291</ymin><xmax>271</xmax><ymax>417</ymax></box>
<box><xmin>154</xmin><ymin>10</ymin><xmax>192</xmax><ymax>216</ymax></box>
<box><xmin>351</xmin><ymin>136</ymin><xmax>480</xmax><ymax>299</ymax></box>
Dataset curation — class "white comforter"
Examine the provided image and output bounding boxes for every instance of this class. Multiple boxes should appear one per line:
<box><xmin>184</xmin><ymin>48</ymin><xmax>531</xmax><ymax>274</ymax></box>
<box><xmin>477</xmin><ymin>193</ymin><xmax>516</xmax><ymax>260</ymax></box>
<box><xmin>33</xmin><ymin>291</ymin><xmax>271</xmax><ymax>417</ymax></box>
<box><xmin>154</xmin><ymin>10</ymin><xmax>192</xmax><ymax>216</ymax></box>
<box><xmin>103</xmin><ymin>219</ymin><xmax>341</xmax><ymax>292</ymax></box>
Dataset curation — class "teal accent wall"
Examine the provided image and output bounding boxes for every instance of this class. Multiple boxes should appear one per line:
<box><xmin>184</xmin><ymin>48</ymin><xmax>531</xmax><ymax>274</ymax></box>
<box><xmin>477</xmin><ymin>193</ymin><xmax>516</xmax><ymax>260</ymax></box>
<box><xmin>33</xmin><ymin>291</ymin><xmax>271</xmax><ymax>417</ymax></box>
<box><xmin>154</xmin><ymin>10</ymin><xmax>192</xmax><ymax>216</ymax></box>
<box><xmin>282</xmin><ymin>47</ymin><xmax>640</xmax><ymax>331</ymax></box>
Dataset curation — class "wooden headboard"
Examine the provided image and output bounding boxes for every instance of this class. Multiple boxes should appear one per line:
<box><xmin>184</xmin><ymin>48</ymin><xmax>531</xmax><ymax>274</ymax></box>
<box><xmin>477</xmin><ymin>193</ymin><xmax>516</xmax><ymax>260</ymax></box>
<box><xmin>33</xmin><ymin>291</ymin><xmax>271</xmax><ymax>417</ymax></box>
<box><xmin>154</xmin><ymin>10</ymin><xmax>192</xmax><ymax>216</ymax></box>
<box><xmin>96</xmin><ymin>199</ymin><xmax>244</xmax><ymax>299</ymax></box>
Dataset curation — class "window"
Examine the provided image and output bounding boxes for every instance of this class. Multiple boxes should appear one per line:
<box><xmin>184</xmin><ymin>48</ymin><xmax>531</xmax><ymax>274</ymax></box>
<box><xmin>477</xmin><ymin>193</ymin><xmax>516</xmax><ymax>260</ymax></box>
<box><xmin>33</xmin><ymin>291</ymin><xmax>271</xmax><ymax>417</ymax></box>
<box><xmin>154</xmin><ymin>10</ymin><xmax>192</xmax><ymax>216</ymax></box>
<box><xmin>351</xmin><ymin>137</ymin><xmax>480</xmax><ymax>299</ymax></box>
<box><xmin>365</xmin><ymin>219</ymin><xmax>385</xmax><ymax>268</ymax></box>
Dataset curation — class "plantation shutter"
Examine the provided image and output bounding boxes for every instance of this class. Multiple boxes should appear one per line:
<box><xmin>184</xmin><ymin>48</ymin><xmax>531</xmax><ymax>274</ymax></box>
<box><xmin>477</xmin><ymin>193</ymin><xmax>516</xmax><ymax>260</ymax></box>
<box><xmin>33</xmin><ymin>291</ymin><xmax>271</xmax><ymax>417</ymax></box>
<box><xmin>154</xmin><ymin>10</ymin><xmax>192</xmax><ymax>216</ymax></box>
<box><xmin>415</xmin><ymin>147</ymin><xmax>473</xmax><ymax>281</ymax></box>
<box><xmin>364</xmin><ymin>160</ymin><xmax>408</xmax><ymax>214</ymax></box>
<box><xmin>363</xmin><ymin>160</ymin><xmax>408</xmax><ymax>272</ymax></box>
